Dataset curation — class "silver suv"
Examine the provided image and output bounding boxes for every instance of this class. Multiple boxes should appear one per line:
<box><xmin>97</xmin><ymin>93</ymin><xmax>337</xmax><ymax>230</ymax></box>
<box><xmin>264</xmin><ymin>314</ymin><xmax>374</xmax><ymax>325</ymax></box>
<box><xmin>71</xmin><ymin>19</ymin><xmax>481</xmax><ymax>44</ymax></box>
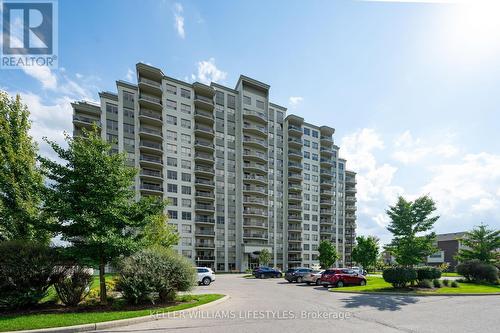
<box><xmin>197</xmin><ymin>267</ymin><xmax>215</xmax><ymax>286</ymax></box>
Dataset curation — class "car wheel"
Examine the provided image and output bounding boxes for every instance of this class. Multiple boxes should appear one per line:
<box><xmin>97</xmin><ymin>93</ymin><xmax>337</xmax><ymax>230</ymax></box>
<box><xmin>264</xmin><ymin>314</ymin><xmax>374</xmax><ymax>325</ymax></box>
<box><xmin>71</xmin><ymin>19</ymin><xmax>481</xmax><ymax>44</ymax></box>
<box><xmin>297</xmin><ymin>276</ymin><xmax>303</xmax><ymax>283</ymax></box>
<box><xmin>202</xmin><ymin>277</ymin><xmax>211</xmax><ymax>286</ymax></box>
<box><xmin>306</xmin><ymin>281</ymin><xmax>311</xmax><ymax>285</ymax></box>
<box><xmin>287</xmin><ymin>279</ymin><xmax>292</xmax><ymax>283</ymax></box>
<box><xmin>336</xmin><ymin>281</ymin><xmax>344</xmax><ymax>288</ymax></box>
<box><xmin>323</xmin><ymin>284</ymin><xmax>329</xmax><ymax>288</ymax></box>
<box><xmin>360</xmin><ymin>280</ymin><xmax>366</xmax><ymax>286</ymax></box>
<box><xmin>259</xmin><ymin>273</ymin><xmax>265</xmax><ymax>279</ymax></box>
<box><xmin>315</xmin><ymin>279</ymin><xmax>320</xmax><ymax>286</ymax></box>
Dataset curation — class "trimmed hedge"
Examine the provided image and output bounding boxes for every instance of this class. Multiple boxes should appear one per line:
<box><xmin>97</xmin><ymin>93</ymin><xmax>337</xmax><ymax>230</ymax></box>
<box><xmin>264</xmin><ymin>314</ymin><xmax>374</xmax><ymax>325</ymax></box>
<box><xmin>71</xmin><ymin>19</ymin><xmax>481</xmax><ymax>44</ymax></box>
<box><xmin>382</xmin><ymin>267</ymin><xmax>417</xmax><ymax>288</ymax></box>
<box><xmin>456</xmin><ymin>260</ymin><xmax>498</xmax><ymax>283</ymax></box>
<box><xmin>416</xmin><ymin>266</ymin><xmax>442</xmax><ymax>281</ymax></box>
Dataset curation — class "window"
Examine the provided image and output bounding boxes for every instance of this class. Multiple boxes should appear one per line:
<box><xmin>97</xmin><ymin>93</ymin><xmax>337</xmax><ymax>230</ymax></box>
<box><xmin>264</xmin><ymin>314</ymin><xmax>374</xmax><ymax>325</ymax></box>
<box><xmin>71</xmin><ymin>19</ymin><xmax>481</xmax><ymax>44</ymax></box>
<box><xmin>123</xmin><ymin>123</ymin><xmax>134</xmax><ymax>134</ymax></box>
<box><xmin>181</xmin><ymin>186</ymin><xmax>191</xmax><ymax>195</ymax></box>
<box><xmin>162</xmin><ymin>98</ymin><xmax>175</xmax><ymax>110</ymax></box>
<box><xmin>168</xmin><ymin>210</ymin><xmax>178</xmax><ymax>219</ymax></box>
<box><xmin>243</xmin><ymin>95</ymin><xmax>251</xmax><ymax>105</ymax></box>
<box><xmin>106</xmin><ymin>119</ymin><xmax>118</xmax><ymax>131</ymax></box>
<box><xmin>227</xmin><ymin>95</ymin><xmax>236</xmax><ymax>109</ymax></box>
<box><xmin>181</xmin><ymin>237</ymin><xmax>192</xmax><ymax>246</ymax></box>
<box><xmin>312</xmin><ymin>142</ymin><xmax>318</xmax><ymax>149</ymax></box>
<box><xmin>181</xmin><ymin>146</ymin><xmax>191</xmax><ymax>157</ymax></box>
<box><xmin>181</xmin><ymin>103</ymin><xmax>191</xmax><ymax>114</ymax></box>
<box><xmin>167</xmin><ymin>184</ymin><xmax>178</xmax><ymax>193</ymax></box>
<box><xmin>182</xmin><ymin>224</ymin><xmax>192</xmax><ymax>233</ymax></box>
<box><xmin>182</xmin><ymin>173</ymin><xmax>191</xmax><ymax>182</ymax></box>
<box><xmin>168</xmin><ymin>197</ymin><xmax>177</xmax><ymax>206</ymax></box>
<box><xmin>106</xmin><ymin>103</ymin><xmax>118</xmax><ymax>114</ymax></box>
<box><xmin>107</xmin><ymin>133</ymin><xmax>118</xmax><ymax>143</ymax></box>
<box><xmin>166</xmin><ymin>130</ymin><xmax>177</xmax><ymax>141</ymax></box>
<box><xmin>167</xmin><ymin>170</ymin><xmax>177</xmax><ymax>180</ymax></box>
<box><xmin>304</xmin><ymin>163</ymin><xmax>310</xmax><ymax>170</ymax></box>
<box><xmin>303</xmin><ymin>128</ymin><xmax>310</xmax><ymax>136</ymax></box>
<box><xmin>215</xmin><ymin>91</ymin><xmax>224</xmax><ymax>106</ymax></box>
<box><xmin>166</xmin><ymin>115</ymin><xmax>177</xmax><ymax>125</ymax></box>
<box><xmin>181</xmin><ymin>159</ymin><xmax>191</xmax><ymax>169</ymax></box>
<box><xmin>304</xmin><ymin>151</ymin><xmax>310</xmax><ymax>159</ymax></box>
<box><xmin>312</xmin><ymin>165</ymin><xmax>318</xmax><ymax>172</ymax></box>
<box><xmin>182</xmin><ymin>198</ymin><xmax>191</xmax><ymax>208</ymax></box>
<box><xmin>181</xmin><ymin>118</ymin><xmax>191</xmax><ymax>129</ymax></box>
<box><xmin>181</xmin><ymin>88</ymin><xmax>191</xmax><ymax>99</ymax></box>
<box><xmin>182</xmin><ymin>212</ymin><xmax>191</xmax><ymax>221</ymax></box>
<box><xmin>312</xmin><ymin>130</ymin><xmax>319</xmax><ymax>138</ymax></box>
<box><xmin>167</xmin><ymin>157</ymin><xmax>177</xmax><ymax>166</ymax></box>
<box><xmin>181</xmin><ymin>133</ymin><xmax>191</xmax><ymax>144</ymax></box>
<box><xmin>123</xmin><ymin>91</ymin><xmax>134</xmax><ymax>104</ymax></box>
<box><xmin>303</xmin><ymin>139</ymin><xmax>310</xmax><ymax>147</ymax></box>
<box><xmin>166</xmin><ymin>83</ymin><xmax>176</xmax><ymax>95</ymax></box>
<box><xmin>256</xmin><ymin>100</ymin><xmax>265</xmax><ymax>110</ymax></box>
<box><xmin>312</xmin><ymin>153</ymin><xmax>318</xmax><ymax>161</ymax></box>
<box><xmin>124</xmin><ymin>108</ymin><xmax>134</xmax><ymax>118</ymax></box>
<box><xmin>304</xmin><ymin>173</ymin><xmax>310</xmax><ymax>180</ymax></box>
<box><xmin>166</xmin><ymin>143</ymin><xmax>177</xmax><ymax>154</ymax></box>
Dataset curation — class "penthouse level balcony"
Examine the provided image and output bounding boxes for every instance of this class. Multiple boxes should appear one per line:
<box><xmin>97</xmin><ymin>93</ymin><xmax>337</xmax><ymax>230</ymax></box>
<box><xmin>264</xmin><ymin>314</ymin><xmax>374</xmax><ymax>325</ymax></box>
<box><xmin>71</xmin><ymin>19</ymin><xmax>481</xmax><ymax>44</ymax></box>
<box><xmin>194</xmin><ymin>94</ymin><xmax>214</xmax><ymax>110</ymax></box>
<box><xmin>243</xmin><ymin>108</ymin><xmax>267</xmax><ymax>123</ymax></box>
<box><xmin>139</xmin><ymin>126</ymin><xmax>162</xmax><ymax>141</ymax></box>
<box><xmin>194</xmin><ymin>140</ymin><xmax>215</xmax><ymax>152</ymax></box>
<box><xmin>140</xmin><ymin>168</ymin><xmax>163</xmax><ymax>181</ymax></box>
<box><xmin>243</xmin><ymin>174</ymin><xmax>267</xmax><ymax>185</ymax></box>
<box><xmin>243</xmin><ymin>163</ymin><xmax>267</xmax><ymax>174</ymax></box>
<box><xmin>138</xmin><ymin>93</ymin><xmax>162</xmax><ymax>110</ymax></box>
<box><xmin>320</xmin><ymin>158</ymin><xmax>334</xmax><ymax>167</ymax></box>
<box><xmin>243</xmin><ymin>208</ymin><xmax>268</xmax><ymax>218</ymax></box>
<box><xmin>243</xmin><ymin>149</ymin><xmax>267</xmax><ymax>163</ymax></box>
<box><xmin>139</xmin><ymin>154</ymin><xmax>163</xmax><ymax>167</ymax></box>
<box><xmin>243</xmin><ymin>123</ymin><xmax>268</xmax><ymax>137</ymax></box>
<box><xmin>194</xmin><ymin>124</ymin><xmax>215</xmax><ymax>139</ymax></box>
<box><xmin>288</xmin><ymin>125</ymin><xmax>302</xmax><ymax>136</ymax></box>
<box><xmin>195</xmin><ymin>216</ymin><xmax>215</xmax><ymax>224</ymax></box>
<box><xmin>73</xmin><ymin>115</ymin><xmax>101</xmax><ymax>128</ymax></box>
<box><xmin>139</xmin><ymin>140</ymin><xmax>162</xmax><ymax>154</ymax></box>
<box><xmin>288</xmin><ymin>149</ymin><xmax>302</xmax><ymax>160</ymax></box>
<box><xmin>194</xmin><ymin>152</ymin><xmax>215</xmax><ymax>163</ymax></box>
<box><xmin>243</xmin><ymin>232</ymin><xmax>268</xmax><ymax>240</ymax></box>
<box><xmin>194</xmin><ymin>165</ymin><xmax>215</xmax><ymax>176</ymax></box>
<box><xmin>138</xmin><ymin>77</ymin><xmax>162</xmax><ymax>95</ymax></box>
<box><xmin>194</xmin><ymin>109</ymin><xmax>214</xmax><ymax>124</ymax></box>
<box><xmin>288</xmin><ymin>162</ymin><xmax>302</xmax><ymax>172</ymax></box>
<box><xmin>243</xmin><ymin>137</ymin><xmax>268</xmax><ymax>150</ymax></box>
<box><xmin>320</xmin><ymin>135</ymin><xmax>333</xmax><ymax>145</ymax></box>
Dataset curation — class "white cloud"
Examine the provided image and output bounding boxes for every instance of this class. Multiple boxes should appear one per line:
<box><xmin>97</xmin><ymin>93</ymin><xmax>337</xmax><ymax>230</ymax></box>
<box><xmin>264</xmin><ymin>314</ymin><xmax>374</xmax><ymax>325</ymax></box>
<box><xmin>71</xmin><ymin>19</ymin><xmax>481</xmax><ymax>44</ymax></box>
<box><xmin>194</xmin><ymin>58</ymin><xmax>227</xmax><ymax>84</ymax></box>
<box><xmin>289</xmin><ymin>96</ymin><xmax>304</xmax><ymax>107</ymax></box>
<box><xmin>22</xmin><ymin>66</ymin><xmax>58</xmax><ymax>90</ymax></box>
<box><xmin>173</xmin><ymin>3</ymin><xmax>185</xmax><ymax>39</ymax></box>
<box><xmin>392</xmin><ymin>130</ymin><xmax>459</xmax><ymax>164</ymax></box>
<box><xmin>472</xmin><ymin>198</ymin><xmax>496</xmax><ymax>212</ymax></box>
<box><xmin>125</xmin><ymin>68</ymin><xmax>135</xmax><ymax>82</ymax></box>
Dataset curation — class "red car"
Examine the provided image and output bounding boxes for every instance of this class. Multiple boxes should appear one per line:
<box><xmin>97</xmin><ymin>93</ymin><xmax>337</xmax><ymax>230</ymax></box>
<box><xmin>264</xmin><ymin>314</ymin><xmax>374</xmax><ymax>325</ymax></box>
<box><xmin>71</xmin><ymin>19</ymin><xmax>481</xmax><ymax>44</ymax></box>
<box><xmin>320</xmin><ymin>268</ymin><xmax>367</xmax><ymax>288</ymax></box>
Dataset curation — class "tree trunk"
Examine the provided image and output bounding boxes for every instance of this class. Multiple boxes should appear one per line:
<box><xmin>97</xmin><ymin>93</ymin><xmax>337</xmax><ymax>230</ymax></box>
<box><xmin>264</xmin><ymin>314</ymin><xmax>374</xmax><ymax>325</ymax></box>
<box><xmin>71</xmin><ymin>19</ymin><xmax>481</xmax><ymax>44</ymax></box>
<box><xmin>99</xmin><ymin>256</ymin><xmax>107</xmax><ymax>305</ymax></box>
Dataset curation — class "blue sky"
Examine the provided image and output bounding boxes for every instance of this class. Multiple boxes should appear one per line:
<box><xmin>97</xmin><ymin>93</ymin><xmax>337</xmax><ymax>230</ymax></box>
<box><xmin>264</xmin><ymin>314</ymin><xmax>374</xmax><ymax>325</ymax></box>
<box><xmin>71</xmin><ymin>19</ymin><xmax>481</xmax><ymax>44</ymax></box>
<box><xmin>1</xmin><ymin>0</ymin><xmax>499</xmax><ymax>243</ymax></box>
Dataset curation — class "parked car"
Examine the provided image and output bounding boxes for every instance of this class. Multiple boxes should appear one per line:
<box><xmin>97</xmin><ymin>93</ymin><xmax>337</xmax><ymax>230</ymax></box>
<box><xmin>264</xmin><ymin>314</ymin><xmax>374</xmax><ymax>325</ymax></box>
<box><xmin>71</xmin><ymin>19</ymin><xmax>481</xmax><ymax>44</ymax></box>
<box><xmin>253</xmin><ymin>266</ymin><xmax>282</xmax><ymax>278</ymax></box>
<box><xmin>284</xmin><ymin>267</ymin><xmax>313</xmax><ymax>283</ymax></box>
<box><xmin>320</xmin><ymin>268</ymin><xmax>367</xmax><ymax>288</ymax></box>
<box><xmin>351</xmin><ymin>266</ymin><xmax>367</xmax><ymax>275</ymax></box>
<box><xmin>304</xmin><ymin>270</ymin><xmax>324</xmax><ymax>285</ymax></box>
<box><xmin>197</xmin><ymin>267</ymin><xmax>215</xmax><ymax>286</ymax></box>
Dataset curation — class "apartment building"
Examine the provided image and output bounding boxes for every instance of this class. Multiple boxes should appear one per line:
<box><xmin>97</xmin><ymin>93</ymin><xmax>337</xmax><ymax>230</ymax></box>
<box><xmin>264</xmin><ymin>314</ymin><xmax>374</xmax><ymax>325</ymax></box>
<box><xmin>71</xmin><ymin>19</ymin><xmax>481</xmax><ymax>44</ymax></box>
<box><xmin>72</xmin><ymin>63</ymin><xmax>357</xmax><ymax>272</ymax></box>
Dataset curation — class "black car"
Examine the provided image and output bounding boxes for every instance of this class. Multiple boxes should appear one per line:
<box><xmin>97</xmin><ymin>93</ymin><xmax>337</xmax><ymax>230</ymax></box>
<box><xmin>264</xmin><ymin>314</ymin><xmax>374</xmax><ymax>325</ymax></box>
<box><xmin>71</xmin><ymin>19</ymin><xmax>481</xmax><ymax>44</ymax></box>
<box><xmin>253</xmin><ymin>267</ymin><xmax>282</xmax><ymax>278</ymax></box>
<box><xmin>284</xmin><ymin>267</ymin><xmax>313</xmax><ymax>283</ymax></box>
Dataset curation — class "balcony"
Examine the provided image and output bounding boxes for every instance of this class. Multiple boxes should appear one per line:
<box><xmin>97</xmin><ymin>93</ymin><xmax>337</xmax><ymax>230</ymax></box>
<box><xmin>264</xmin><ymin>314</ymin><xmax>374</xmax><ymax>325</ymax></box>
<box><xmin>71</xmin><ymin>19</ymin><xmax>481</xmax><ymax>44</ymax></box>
<box><xmin>243</xmin><ymin>208</ymin><xmax>267</xmax><ymax>218</ymax></box>
<box><xmin>288</xmin><ymin>150</ymin><xmax>302</xmax><ymax>160</ymax></box>
<box><xmin>288</xmin><ymin>193</ymin><xmax>302</xmax><ymax>202</ymax></box>
<box><xmin>288</xmin><ymin>224</ymin><xmax>302</xmax><ymax>231</ymax></box>
<box><xmin>195</xmin><ymin>191</ymin><xmax>215</xmax><ymax>200</ymax></box>
<box><xmin>345</xmin><ymin>187</ymin><xmax>357</xmax><ymax>194</ymax></box>
<box><xmin>288</xmin><ymin>204</ymin><xmax>301</xmax><ymax>212</ymax></box>
<box><xmin>288</xmin><ymin>183</ymin><xmax>302</xmax><ymax>192</ymax></box>
<box><xmin>346</xmin><ymin>205</ymin><xmax>356</xmax><ymax>212</ymax></box>
<box><xmin>288</xmin><ymin>137</ymin><xmax>302</xmax><ymax>148</ymax></box>
<box><xmin>288</xmin><ymin>246</ymin><xmax>302</xmax><ymax>252</ymax></box>
<box><xmin>194</xmin><ymin>178</ymin><xmax>215</xmax><ymax>188</ymax></box>
<box><xmin>288</xmin><ymin>214</ymin><xmax>301</xmax><ymax>222</ymax></box>
<box><xmin>288</xmin><ymin>162</ymin><xmax>302</xmax><ymax>172</ymax></box>
<box><xmin>320</xmin><ymin>209</ymin><xmax>333</xmax><ymax>216</ymax></box>
<box><xmin>140</xmin><ymin>168</ymin><xmax>163</xmax><ymax>180</ymax></box>
<box><xmin>194</xmin><ymin>94</ymin><xmax>214</xmax><ymax>110</ymax></box>
<box><xmin>320</xmin><ymin>158</ymin><xmax>334</xmax><ymax>167</ymax></box>
<box><xmin>242</xmin><ymin>186</ymin><xmax>267</xmax><ymax>196</ymax></box>
<box><xmin>288</xmin><ymin>173</ymin><xmax>302</xmax><ymax>182</ymax></box>
<box><xmin>243</xmin><ymin>219</ymin><xmax>268</xmax><ymax>229</ymax></box>
<box><xmin>196</xmin><ymin>256</ymin><xmax>215</xmax><ymax>262</ymax></box>
<box><xmin>243</xmin><ymin>137</ymin><xmax>267</xmax><ymax>150</ymax></box>
<box><xmin>320</xmin><ymin>169</ymin><xmax>332</xmax><ymax>177</ymax></box>
<box><xmin>345</xmin><ymin>213</ymin><xmax>356</xmax><ymax>220</ymax></box>
<box><xmin>195</xmin><ymin>216</ymin><xmax>215</xmax><ymax>224</ymax></box>
<box><xmin>320</xmin><ymin>218</ymin><xmax>332</xmax><ymax>224</ymax></box>
<box><xmin>243</xmin><ymin>232</ymin><xmax>267</xmax><ymax>240</ymax></box>
<box><xmin>139</xmin><ymin>94</ymin><xmax>162</xmax><ymax>110</ymax></box>
<box><xmin>139</xmin><ymin>140</ymin><xmax>162</xmax><ymax>154</ymax></box>
<box><xmin>194</xmin><ymin>140</ymin><xmax>215</xmax><ymax>152</ymax></box>
<box><xmin>73</xmin><ymin>115</ymin><xmax>101</xmax><ymax>128</ymax></box>
<box><xmin>139</xmin><ymin>154</ymin><xmax>163</xmax><ymax>167</ymax></box>
<box><xmin>243</xmin><ymin>174</ymin><xmax>267</xmax><ymax>185</ymax></box>
<box><xmin>346</xmin><ymin>196</ymin><xmax>357</xmax><ymax>203</ymax></box>
<box><xmin>194</xmin><ymin>152</ymin><xmax>214</xmax><ymax>163</ymax></box>
<box><xmin>243</xmin><ymin>108</ymin><xmax>267</xmax><ymax>123</ymax></box>
<box><xmin>243</xmin><ymin>196</ymin><xmax>268</xmax><ymax>207</ymax></box>
<box><xmin>243</xmin><ymin>124</ymin><xmax>267</xmax><ymax>137</ymax></box>
<box><xmin>195</xmin><ymin>229</ymin><xmax>215</xmax><ymax>237</ymax></box>
<box><xmin>320</xmin><ymin>200</ymin><xmax>333</xmax><ymax>207</ymax></box>
<box><xmin>194</xmin><ymin>165</ymin><xmax>215</xmax><ymax>176</ymax></box>
<box><xmin>139</xmin><ymin>126</ymin><xmax>162</xmax><ymax>140</ymax></box>
<box><xmin>140</xmin><ymin>183</ymin><xmax>163</xmax><ymax>195</ymax></box>
<box><xmin>320</xmin><ymin>135</ymin><xmax>333</xmax><ymax>145</ymax></box>
<box><xmin>195</xmin><ymin>204</ymin><xmax>215</xmax><ymax>213</ymax></box>
<box><xmin>288</xmin><ymin>125</ymin><xmax>302</xmax><ymax>136</ymax></box>
<box><xmin>320</xmin><ymin>147</ymin><xmax>333</xmax><ymax>156</ymax></box>
<box><xmin>195</xmin><ymin>242</ymin><xmax>215</xmax><ymax>249</ymax></box>
<box><xmin>138</xmin><ymin>77</ymin><xmax>162</xmax><ymax>95</ymax></box>
<box><xmin>194</xmin><ymin>124</ymin><xmax>214</xmax><ymax>138</ymax></box>
<box><xmin>194</xmin><ymin>109</ymin><xmax>214</xmax><ymax>124</ymax></box>
<box><xmin>320</xmin><ymin>189</ymin><xmax>333</xmax><ymax>196</ymax></box>
<box><xmin>243</xmin><ymin>163</ymin><xmax>267</xmax><ymax>174</ymax></box>
<box><xmin>320</xmin><ymin>180</ymin><xmax>334</xmax><ymax>188</ymax></box>
<box><xmin>243</xmin><ymin>149</ymin><xmax>267</xmax><ymax>163</ymax></box>
<box><xmin>288</xmin><ymin>237</ymin><xmax>302</xmax><ymax>242</ymax></box>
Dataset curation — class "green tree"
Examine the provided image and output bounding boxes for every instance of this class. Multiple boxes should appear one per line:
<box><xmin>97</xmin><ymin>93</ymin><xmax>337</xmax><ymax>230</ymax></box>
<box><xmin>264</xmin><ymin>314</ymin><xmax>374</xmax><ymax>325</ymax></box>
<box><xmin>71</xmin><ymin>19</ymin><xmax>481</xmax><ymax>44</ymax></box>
<box><xmin>385</xmin><ymin>196</ymin><xmax>438</xmax><ymax>266</ymax></box>
<box><xmin>352</xmin><ymin>236</ymin><xmax>379</xmax><ymax>271</ymax></box>
<box><xmin>318</xmin><ymin>240</ymin><xmax>339</xmax><ymax>269</ymax></box>
<box><xmin>258</xmin><ymin>248</ymin><xmax>272</xmax><ymax>266</ymax></box>
<box><xmin>0</xmin><ymin>92</ymin><xmax>47</xmax><ymax>242</ymax></box>
<box><xmin>456</xmin><ymin>224</ymin><xmax>500</xmax><ymax>264</ymax></box>
<box><xmin>39</xmin><ymin>128</ymin><xmax>168</xmax><ymax>305</ymax></box>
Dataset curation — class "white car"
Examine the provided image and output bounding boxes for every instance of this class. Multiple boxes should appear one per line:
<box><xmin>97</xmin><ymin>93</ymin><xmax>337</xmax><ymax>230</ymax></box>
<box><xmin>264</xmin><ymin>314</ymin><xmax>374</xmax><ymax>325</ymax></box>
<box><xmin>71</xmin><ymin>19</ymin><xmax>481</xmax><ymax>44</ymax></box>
<box><xmin>351</xmin><ymin>266</ymin><xmax>366</xmax><ymax>275</ymax></box>
<box><xmin>304</xmin><ymin>270</ymin><xmax>324</xmax><ymax>285</ymax></box>
<box><xmin>197</xmin><ymin>267</ymin><xmax>215</xmax><ymax>286</ymax></box>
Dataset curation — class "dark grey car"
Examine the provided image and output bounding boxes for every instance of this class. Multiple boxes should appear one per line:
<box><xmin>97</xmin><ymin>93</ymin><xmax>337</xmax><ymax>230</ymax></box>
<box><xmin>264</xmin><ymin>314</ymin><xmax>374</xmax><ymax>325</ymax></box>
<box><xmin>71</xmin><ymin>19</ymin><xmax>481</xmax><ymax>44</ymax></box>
<box><xmin>284</xmin><ymin>267</ymin><xmax>313</xmax><ymax>283</ymax></box>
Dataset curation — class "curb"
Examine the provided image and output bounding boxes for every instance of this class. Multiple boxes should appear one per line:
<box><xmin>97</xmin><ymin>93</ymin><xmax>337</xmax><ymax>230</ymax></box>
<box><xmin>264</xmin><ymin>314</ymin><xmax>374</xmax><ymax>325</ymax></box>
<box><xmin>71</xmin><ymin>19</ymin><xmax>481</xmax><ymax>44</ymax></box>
<box><xmin>329</xmin><ymin>290</ymin><xmax>500</xmax><ymax>297</ymax></box>
<box><xmin>5</xmin><ymin>295</ymin><xmax>230</xmax><ymax>333</ymax></box>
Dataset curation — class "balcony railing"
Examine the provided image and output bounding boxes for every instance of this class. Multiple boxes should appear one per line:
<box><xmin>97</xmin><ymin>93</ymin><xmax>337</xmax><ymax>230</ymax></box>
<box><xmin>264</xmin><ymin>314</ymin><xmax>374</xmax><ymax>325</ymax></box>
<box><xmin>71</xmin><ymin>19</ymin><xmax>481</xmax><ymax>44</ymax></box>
<box><xmin>195</xmin><ymin>94</ymin><xmax>214</xmax><ymax>104</ymax></box>
<box><xmin>195</xmin><ymin>178</ymin><xmax>215</xmax><ymax>186</ymax></box>
<box><xmin>195</xmin><ymin>125</ymin><xmax>214</xmax><ymax>133</ymax></box>
<box><xmin>243</xmin><ymin>197</ymin><xmax>267</xmax><ymax>205</ymax></box>
<box><xmin>140</xmin><ymin>94</ymin><xmax>162</xmax><ymax>104</ymax></box>
<box><xmin>243</xmin><ymin>186</ymin><xmax>267</xmax><ymax>194</ymax></box>
<box><xmin>243</xmin><ymin>174</ymin><xmax>267</xmax><ymax>182</ymax></box>
<box><xmin>194</xmin><ymin>152</ymin><xmax>214</xmax><ymax>161</ymax></box>
<box><xmin>194</xmin><ymin>165</ymin><xmax>215</xmax><ymax>173</ymax></box>
<box><xmin>195</xmin><ymin>204</ymin><xmax>215</xmax><ymax>211</ymax></box>
<box><xmin>140</xmin><ymin>183</ymin><xmax>163</xmax><ymax>191</ymax></box>
<box><xmin>139</xmin><ymin>77</ymin><xmax>161</xmax><ymax>87</ymax></box>
<box><xmin>195</xmin><ymin>191</ymin><xmax>214</xmax><ymax>198</ymax></box>
<box><xmin>73</xmin><ymin>115</ymin><xmax>100</xmax><ymax>126</ymax></box>
<box><xmin>140</xmin><ymin>155</ymin><xmax>162</xmax><ymax>164</ymax></box>
<box><xmin>140</xmin><ymin>169</ymin><xmax>162</xmax><ymax>178</ymax></box>
<box><xmin>140</xmin><ymin>141</ymin><xmax>162</xmax><ymax>150</ymax></box>
<box><xmin>140</xmin><ymin>127</ymin><xmax>162</xmax><ymax>137</ymax></box>
<box><xmin>243</xmin><ymin>163</ymin><xmax>267</xmax><ymax>172</ymax></box>
<box><xmin>195</xmin><ymin>217</ymin><xmax>215</xmax><ymax>224</ymax></box>
<box><xmin>139</xmin><ymin>109</ymin><xmax>162</xmax><ymax>120</ymax></box>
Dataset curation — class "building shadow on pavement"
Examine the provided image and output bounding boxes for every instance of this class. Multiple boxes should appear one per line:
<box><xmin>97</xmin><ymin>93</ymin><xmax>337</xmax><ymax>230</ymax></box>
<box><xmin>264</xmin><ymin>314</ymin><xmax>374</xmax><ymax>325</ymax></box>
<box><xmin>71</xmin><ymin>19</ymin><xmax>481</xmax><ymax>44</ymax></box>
<box><xmin>338</xmin><ymin>294</ymin><xmax>419</xmax><ymax>311</ymax></box>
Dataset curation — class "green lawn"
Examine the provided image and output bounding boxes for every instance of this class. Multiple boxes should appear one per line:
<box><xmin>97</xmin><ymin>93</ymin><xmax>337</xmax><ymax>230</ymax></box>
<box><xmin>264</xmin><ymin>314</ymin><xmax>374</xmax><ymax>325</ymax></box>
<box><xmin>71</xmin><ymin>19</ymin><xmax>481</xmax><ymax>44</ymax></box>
<box><xmin>0</xmin><ymin>294</ymin><xmax>224</xmax><ymax>332</ymax></box>
<box><xmin>330</xmin><ymin>276</ymin><xmax>500</xmax><ymax>295</ymax></box>
<box><xmin>442</xmin><ymin>272</ymin><xmax>462</xmax><ymax>277</ymax></box>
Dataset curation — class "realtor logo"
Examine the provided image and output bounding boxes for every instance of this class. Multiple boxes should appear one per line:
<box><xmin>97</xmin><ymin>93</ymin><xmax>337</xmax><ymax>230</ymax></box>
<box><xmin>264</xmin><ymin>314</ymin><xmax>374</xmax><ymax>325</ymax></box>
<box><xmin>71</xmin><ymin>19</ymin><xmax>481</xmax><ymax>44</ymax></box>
<box><xmin>1</xmin><ymin>0</ymin><xmax>58</xmax><ymax>68</ymax></box>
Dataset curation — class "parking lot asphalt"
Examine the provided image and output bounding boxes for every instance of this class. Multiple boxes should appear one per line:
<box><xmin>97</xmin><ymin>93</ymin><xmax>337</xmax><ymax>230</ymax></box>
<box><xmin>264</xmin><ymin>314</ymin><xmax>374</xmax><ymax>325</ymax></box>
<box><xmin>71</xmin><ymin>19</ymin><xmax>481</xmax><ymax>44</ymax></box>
<box><xmin>97</xmin><ymin>274</ymin><xmax>500</xmax><ymax>333</ymax></box>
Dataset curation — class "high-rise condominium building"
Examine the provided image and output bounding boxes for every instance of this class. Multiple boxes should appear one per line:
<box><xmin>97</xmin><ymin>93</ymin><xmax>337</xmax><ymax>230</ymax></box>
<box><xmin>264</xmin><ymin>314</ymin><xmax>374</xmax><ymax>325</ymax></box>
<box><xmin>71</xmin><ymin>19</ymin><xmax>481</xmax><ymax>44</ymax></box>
<box><xmin>72</xmin><ymin>63</ymin><xmax>357</xmax><ymax>272</ymax></box>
